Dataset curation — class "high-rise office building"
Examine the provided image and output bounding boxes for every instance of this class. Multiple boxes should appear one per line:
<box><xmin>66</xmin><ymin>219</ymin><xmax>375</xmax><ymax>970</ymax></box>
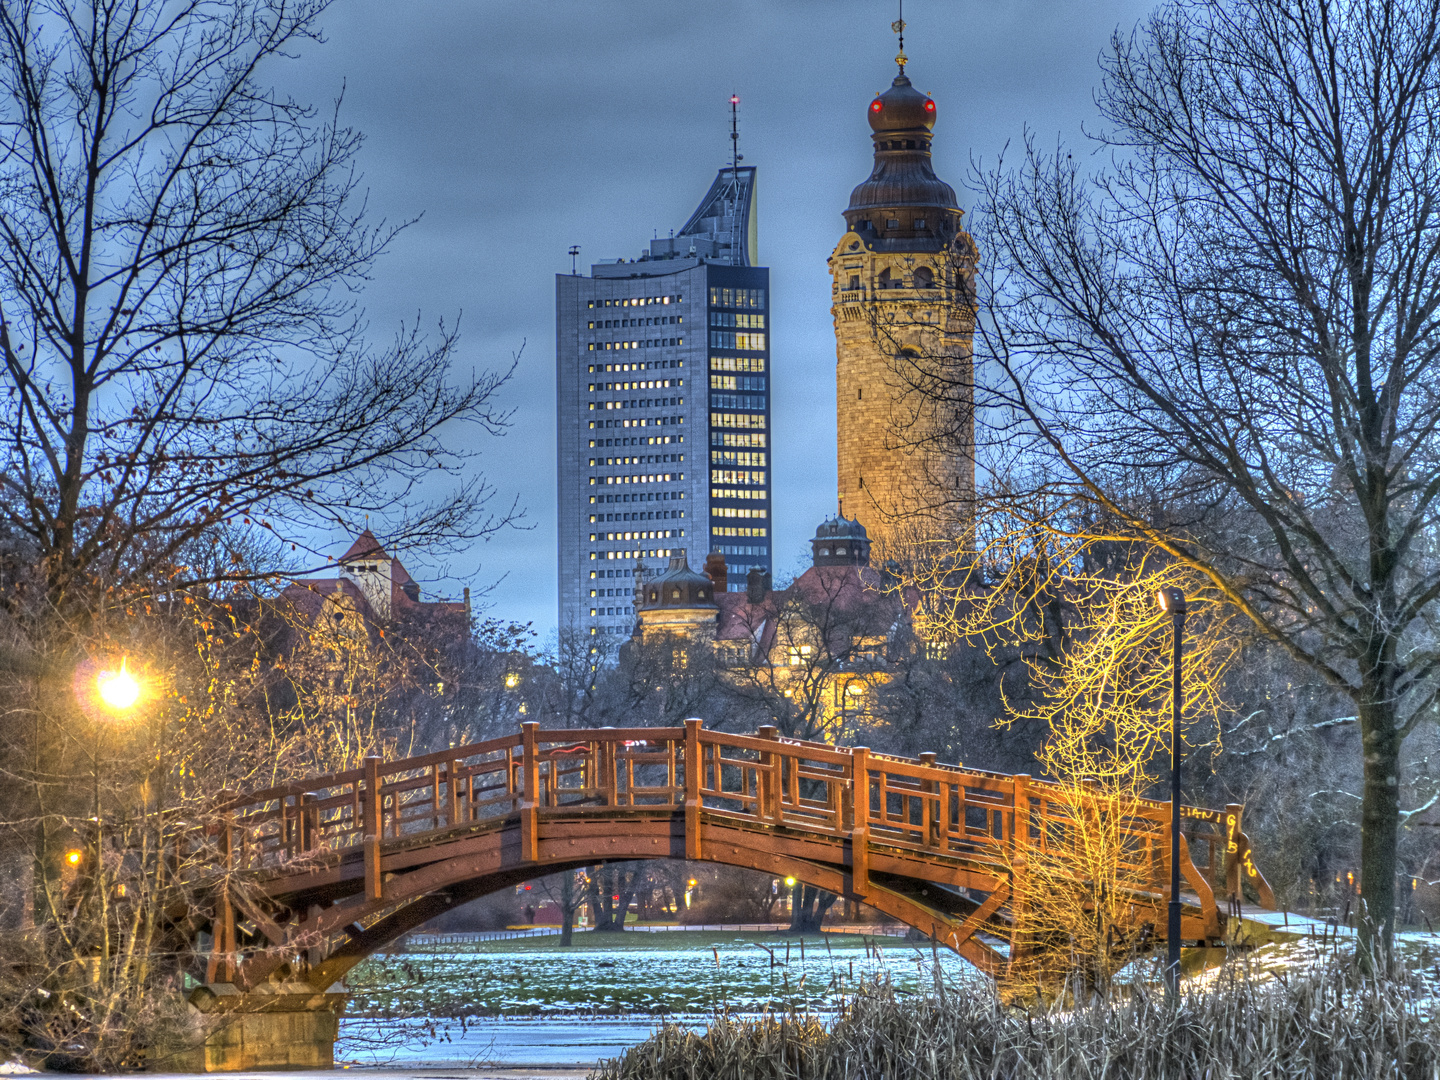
<box><xmin>556</xmin><ymin>166</ymin><xmax>772</xmax><ymax>638</ymax></box>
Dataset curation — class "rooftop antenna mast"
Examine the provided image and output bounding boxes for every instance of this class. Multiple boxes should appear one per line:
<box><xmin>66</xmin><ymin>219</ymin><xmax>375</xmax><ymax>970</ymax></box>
<box><xmin>568</xmin><ymin>245</ymin><xmax>580</xmax><ymax>275</ymax></box>
<box><xmin>727</xmin><ymin>94</ymin><xmax>744</xmax><ymax>265</ymax></box>
<box><xmin>892</xmin><ymin>0</ymin><xmax>907</xmax><ymax>73</ymax></box>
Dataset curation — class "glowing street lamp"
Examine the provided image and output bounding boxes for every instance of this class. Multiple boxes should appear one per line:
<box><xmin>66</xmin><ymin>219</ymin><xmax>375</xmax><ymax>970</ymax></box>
<box><xmin>1156</xmin><ymin>587</ymin><xmax>1187</xmax><ymax>994</ymax></box>
<box><xmin>96</xmin><ymin>659</ymin><xmax>141</xmax><ymax>712</ymax></box>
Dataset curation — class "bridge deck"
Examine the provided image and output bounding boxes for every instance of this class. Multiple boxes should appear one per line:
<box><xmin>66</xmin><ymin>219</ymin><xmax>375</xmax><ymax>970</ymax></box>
<box><xmin>191</xmin><ymin>722</ymin><xmax>1275</xmax><ymax>991</ymax></box>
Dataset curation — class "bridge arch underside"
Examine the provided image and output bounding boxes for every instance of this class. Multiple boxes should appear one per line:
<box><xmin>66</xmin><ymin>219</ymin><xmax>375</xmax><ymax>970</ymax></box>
<box><xmin>224</xmin><ymin>811</ymin><xmax>1110</xmax><ymax>992</ymax></box>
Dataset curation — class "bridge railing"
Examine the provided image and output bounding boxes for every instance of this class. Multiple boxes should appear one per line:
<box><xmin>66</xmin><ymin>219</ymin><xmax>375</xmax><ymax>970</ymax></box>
<box><xmin>206</xmin><ymin>721</ymin><xmax>1272</xmax><ymax>909</ymax></box>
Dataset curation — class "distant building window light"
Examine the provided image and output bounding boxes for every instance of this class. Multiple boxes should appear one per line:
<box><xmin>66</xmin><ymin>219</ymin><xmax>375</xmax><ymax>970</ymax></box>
<box><xmin>886</xmin><ymin>218</ymin><xmax>900</xmax><ymax>229</ymax></box>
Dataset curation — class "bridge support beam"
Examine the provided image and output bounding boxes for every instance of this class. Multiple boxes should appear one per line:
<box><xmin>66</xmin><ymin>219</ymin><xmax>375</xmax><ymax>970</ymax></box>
<box><xmin>176</xmin><ymin>984</ymin><xmax>346</xmax><ymax>1072</ymax></box>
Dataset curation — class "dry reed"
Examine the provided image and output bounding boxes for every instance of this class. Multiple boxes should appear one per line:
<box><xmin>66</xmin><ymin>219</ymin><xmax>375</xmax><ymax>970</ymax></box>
<box><xmin>591</xmin><ymin>961</ymin><xmax>1440</xmax><ymax>1080</ymax></box>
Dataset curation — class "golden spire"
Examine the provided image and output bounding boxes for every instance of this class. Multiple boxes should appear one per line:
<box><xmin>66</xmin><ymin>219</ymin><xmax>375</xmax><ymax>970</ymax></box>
<box><xmin>892</xmin><ymin>0</ymin><xmax>907</xmax><ymax>72</ymax></box>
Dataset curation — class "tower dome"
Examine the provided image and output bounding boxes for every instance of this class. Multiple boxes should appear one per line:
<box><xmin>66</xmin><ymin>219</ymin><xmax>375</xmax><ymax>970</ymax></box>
<box><xmin>846</xmin><ymin>72</ymin><xmax>958</xmax><ymax>223</ymax></box>
<box><xmin>868</xmin><ymin>73</ymin><xmax>936</xmax><ymax>135</ymax></box>
<box><xmin>811</xmin><ymin>515</ymin><xmax>871</xmax><ymax>567</ymax></box>
<box><xmin>633</xmin><ymin>552</ymin><xmax>719</xmax><ymax>645</ymax></box>
<box><xmin>639</xmin><ymin>554</ymin><xmax>718</xmax><ymax>611</ymax></box>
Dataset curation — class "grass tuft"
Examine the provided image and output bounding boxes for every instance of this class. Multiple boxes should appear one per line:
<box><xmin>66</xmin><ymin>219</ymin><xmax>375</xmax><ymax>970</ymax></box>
<box><xmin>591</xmin><ymin>961</ymin><xmax>1440</xmax><ymax>1080</ymax></box>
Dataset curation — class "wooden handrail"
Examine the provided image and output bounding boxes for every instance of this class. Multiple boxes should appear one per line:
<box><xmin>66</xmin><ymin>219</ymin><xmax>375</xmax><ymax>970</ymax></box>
<box><xmin>205</xmin><ymin>723</ymin><xmax>1255</xmax><ymax>909</ymax></box>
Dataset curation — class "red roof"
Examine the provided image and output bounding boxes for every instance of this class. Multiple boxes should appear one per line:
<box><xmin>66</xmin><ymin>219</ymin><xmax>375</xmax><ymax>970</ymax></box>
<box><xmin>339</xmin><ymin>529</ymin><xmax>389</xmax><ymax>563</ymax></box>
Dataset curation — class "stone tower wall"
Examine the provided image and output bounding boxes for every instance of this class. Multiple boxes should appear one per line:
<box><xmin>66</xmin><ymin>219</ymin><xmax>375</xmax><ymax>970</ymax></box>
<box><xmin>830</xmin><ymin>236</ymin><xmax>974</xmax><ymax>557</ymax></box>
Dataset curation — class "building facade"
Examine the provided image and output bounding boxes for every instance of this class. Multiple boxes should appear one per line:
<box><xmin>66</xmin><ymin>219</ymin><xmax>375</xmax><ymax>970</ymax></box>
<box><xmin>628</xmin><ymin>518</ymin><xmax>915</xmax><ymax>744</ymax></box>
<box><xmin>557</xmin><ymin>167</ymin><xmax>773</xmax><ymax>639</ymax></box>
<box><xmin>829</xmin><ymin>60</ymin><xmax>975</xmax><ymax>556</ymax></box>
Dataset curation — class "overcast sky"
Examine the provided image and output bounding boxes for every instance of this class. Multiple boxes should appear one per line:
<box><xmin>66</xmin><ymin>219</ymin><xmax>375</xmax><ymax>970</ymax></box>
<box><xmin>282</xmin><ymin>0</ymin><xmax>1155</xmax><ymax>639</ymax></box>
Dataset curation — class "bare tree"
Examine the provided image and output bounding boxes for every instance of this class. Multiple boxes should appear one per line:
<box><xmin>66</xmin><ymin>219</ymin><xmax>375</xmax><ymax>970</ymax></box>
<box><xmin>920</xmin><ymin>0</ymin><xmax>1440</xmax><ymax>963</ymax></box>
<box><xmin>0</xmin><ymin>0</ymin><xmax>515</xmax><ymax>624</ymax></box>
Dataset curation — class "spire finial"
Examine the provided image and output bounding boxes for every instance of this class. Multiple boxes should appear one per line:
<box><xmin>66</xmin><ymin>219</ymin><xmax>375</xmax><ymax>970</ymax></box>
<box><xmin>891</xmin><ymin>0</ymin><xmax>906</xmax><ymax>72</ymax></box>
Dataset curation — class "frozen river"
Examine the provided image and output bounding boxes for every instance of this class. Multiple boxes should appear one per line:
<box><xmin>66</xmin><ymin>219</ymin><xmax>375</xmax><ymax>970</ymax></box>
<box><xmin>336</xmin><ymin>929</ymin><xmax>981</xmax><ymax>1068</ymax></box>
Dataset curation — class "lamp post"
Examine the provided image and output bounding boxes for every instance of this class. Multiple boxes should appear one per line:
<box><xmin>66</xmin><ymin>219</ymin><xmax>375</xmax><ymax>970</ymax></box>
<box><xmin>90</xmin><ymin>658</ymin><xmax>142</xmax><ymax>818</ymax></box>
<box><xmin>1155</xmin><ymin>588</ymin><xmax>1186</xmax><ymax>993</ymax></box>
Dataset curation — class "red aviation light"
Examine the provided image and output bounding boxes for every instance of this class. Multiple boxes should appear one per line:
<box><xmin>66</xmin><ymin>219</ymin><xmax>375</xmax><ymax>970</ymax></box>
<box><xmin>925</xmin><ymin>99</ymin><xmax>935</xmax><ymax>112</ymax></box>
<box><xmin>730</xmin><ymin>95</ymin><xmax>740</xmax><ymax>105</ymax></box>
<box><xmin>871</xmin><ymin>100</ymin><xmax>883</xmax><ymax>112</ymax></box>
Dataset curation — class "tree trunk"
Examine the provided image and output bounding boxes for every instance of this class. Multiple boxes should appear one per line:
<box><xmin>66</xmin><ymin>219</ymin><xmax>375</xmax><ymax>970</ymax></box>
<box><xmin>1359</xmin><ymin>684</ymin><xmax>1401</xmax><ymax>969</ymax></box>
<box><xmin>587</xmin><ymin>865</ymin><xmax>637</xmax><ymax>932</ymax></box>
<box><xmin>560</xmin><ymin>871</ymin><xmax>575</xmax><ymax>947</ymax></box>
<box><xmin>789</xmin><ymin>883</ymin><xmax>837</xmax><ymax>934</ymax></box>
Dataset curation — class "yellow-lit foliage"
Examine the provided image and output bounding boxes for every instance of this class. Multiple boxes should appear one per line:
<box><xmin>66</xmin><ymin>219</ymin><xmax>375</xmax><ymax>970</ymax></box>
<box><xmin>895</xmin><ymin>518</ymin><xmax>1242</xmax><ymax>995</ymax></box>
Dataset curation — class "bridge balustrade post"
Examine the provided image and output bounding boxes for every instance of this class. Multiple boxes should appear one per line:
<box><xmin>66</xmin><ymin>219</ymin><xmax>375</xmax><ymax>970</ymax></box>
<box><xmin>849</xmin><ymin>747</ymin><xmax>870</xmax><ymax>899</ymax></box>
<box><xmin>1007</xmin><ymin>774</ymin><xmax>1032</xmax><ymax>978</ymax></box>
<box><xmin>919</xmin><ymin>753</ymin><xmax>937</xmax><ymax>847</ymax></box>
<box><xmin>446</xmin><ymin>758</ymin><xmax>460</xmax><ymax>827</ymax></box>
<box><xmin>207</xmin><ymin>812</ymin><xmax>237</xmax><ymax>984</ymax></box>
<box><xmin>684</xmin><ymin>719</ymin><xmax>703</xmax><ymax>860</ymax></box>
<box><xmin>757</xmin><ymin>725</ymin><xmax>778</xmax><ymax>822</ymax></box>
<box><xmin>300</xmin><ymin>792</ymin><xmax>317</xmax><ymax>852</ymax></box>
<box><xmin>520</xmin><ymin>721</ymin><xmax>540</xmax><ymax>862</ymax></box>
<box><xmin>1224</xmin><ymin>803</ymin><xmax>1243</xmax><ymax>902</ymax></box>
<box><xmin>363</xmin><ymin>756</ymin><xmax>383</xmax><ymax>902</ymax></box>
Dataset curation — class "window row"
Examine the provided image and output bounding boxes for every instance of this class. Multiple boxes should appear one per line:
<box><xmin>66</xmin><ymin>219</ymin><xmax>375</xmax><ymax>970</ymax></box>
<box><xmin>713</xmin><ymin>544</ymin><xmax>769</xmax><ymax>557</ymax></box>
<box><xmin>589</xmin><ymin>315</ymin><xmax>682</xmax><ymax>329</ymax></box>
<box><xmin>590</xmin><ymin>417</ymin><xmax>683</xmax><ymax>430</ymax></box>
<box><xmin>711</xmin><ymin>450</ymin><xmax>766</xmax><ymax>467</ymax></box>
<box><xmin>842</xmin><ymin>266</ymin><xmax>937</xmax><ymax>291</ymax></box>
<box><xmin>710</xmin><ymin>355</ymin><xmax>764</xmax><ymax>373</ymax></box>
<box><xmin>589</xmin><ymin>338</ymin><xmax>684</xmax><ymax>351</ymax></box>
<box><xmin>589</xmin><ymin>378</ymin><xmax>680</xmax><ymax>392</ymax></box>
<box><xmin>711</xmin><ymin>468</ymin><xmax>765</xmax><ymax>486</ymax></box>
<box><xmin>710</xmin><ymin>393</ymin><xmax>765</xmax><ymax>411</ymax></box>
<box><xmin>592</xmin><ymin>528</ymin><xmax>681</xmax><ymax>541</ymax></box>
<box><xmin>708</xmin><ymin>287</ymin><xmax>764</xmax><ymax>308</ymax></box>
<box><xmin>708</xmin><ymin>331</ymin><xmax>765</xmax><ymax>351</ymax></box>
<box><xmin>590</xmin><ymin>398</ymin><xmax>683</xmax><ymax>411</ymax></box>
<box><xmin>590</xmin><ymin>490</ymin><xmax>683</xmax><ymax>506</ymax></box>
<box><xmin>592</xmin><ymin>546</ymin><xmax>682</xmax><ymax>560</ymax></box>
<box><xmin>710</xmin><ymin>487</ymin><xmax>766</xmax><ymax>500</ymax></box>
<box><xmin>588</xmin><ymin>295</ymin><xmax>680</xmax><ymax>308</ymax></box>
<box><xmin>590</xmin><ymin>473</ymin><xmax>685</xmax><ymax>487</ymax></box>
<box><xmin>591</xmin><ymin>509</ymin><xmax>682</xmax><ymax>523</ymax></box>
<box><xmin>710</xmin><ymin>374</ymin><xmax>765</xmax><ymax>391</ymax></box>
<box><xmin>589</xmin><ymin>453</ymin><xmax>683</xmax><ymax>467</ymax></box>
<box><xmin>711</xmin><ymin>412</ymin><xmax>767</xmax><ymax>429</ymax></box>
<box><xmin>712</xmin><ymin>507</ymin><xmax>766</xmax><ymax>519</ymax></box>
<box><xmin>709</xmin><ymin>311</ymin><xmax>764</xmax><ymax>329</ymax></box>
<box><xmin>591</xmin><ymin>435</ymin><xmax>681</xmax><ymax>448</ymax></box>
<box><xmin>710</xmin><ymin>431</ymin><xmax>765</xmax><ymax>447</ymax></box>
<box><xmin>589</xmin><ymin>361</ymin><xmax>681</xmax><ymax>374</ymax></box>
<box><xmin>711</xmin><ymin>526</ymin><xmax>767</xmax><ymax>537</ymax></box>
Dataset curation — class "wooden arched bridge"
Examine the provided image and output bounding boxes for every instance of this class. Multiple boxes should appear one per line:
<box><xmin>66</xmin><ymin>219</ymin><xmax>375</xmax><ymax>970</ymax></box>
<box><xmin>191</xmin><ymin>721</ymin><xmax>1274</xmax><ymax>1001</ymax></box>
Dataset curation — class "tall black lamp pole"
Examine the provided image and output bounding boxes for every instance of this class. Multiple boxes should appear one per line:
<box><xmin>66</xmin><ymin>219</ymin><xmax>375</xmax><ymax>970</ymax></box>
<box><xmin>1156</xmin><ymin>587</ymin><xmax>1186</xmax><ymax>993</ymax></box>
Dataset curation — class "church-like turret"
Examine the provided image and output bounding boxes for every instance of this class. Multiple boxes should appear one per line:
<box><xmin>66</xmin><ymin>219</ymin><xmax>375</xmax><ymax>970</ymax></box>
<box><xmin>829</xmin><ymin>35</ymin><xmax>975</xmax><ymax>555</ymax></box>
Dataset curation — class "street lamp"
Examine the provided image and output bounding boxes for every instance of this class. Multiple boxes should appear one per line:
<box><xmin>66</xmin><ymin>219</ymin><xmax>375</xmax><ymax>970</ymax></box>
<box><xmin>96</xmin><ymin>658</ymin><xmax>141</xmax><ymax>712</ymax></box>
<box><xmin>1155</xmin><ymin>587</ymin><xmax>1186</xmax><ymax>993</ymax></box>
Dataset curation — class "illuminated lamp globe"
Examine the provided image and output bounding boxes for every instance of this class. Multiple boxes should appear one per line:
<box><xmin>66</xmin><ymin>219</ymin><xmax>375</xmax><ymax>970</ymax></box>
<box><xmin>784</xmin><ymin>876</ymin><xmax>797</xmax><ymax>887</ymax></box>
<box><xmin>97</xmin><ymin>659</ymin><xmax>141</xmax><ymax>712</ymax></box>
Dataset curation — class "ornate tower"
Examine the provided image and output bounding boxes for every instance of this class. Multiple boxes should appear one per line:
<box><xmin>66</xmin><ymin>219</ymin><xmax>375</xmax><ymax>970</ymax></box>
<box><xmin>829</xmin><ymin>50</ymin><xmax>975</xmax><ymax>556</ymax></box>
